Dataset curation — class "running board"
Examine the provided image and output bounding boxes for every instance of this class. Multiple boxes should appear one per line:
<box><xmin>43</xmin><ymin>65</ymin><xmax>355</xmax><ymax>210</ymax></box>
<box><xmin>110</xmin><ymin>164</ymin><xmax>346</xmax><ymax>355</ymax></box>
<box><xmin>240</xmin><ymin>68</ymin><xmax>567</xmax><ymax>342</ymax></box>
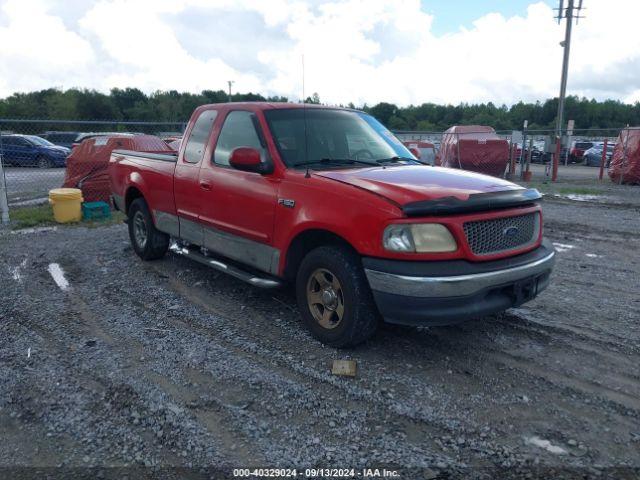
<box><xmin>169</xmin><ymin>243</ymin><xmax>283</xmax><ymax>289</ymax></box>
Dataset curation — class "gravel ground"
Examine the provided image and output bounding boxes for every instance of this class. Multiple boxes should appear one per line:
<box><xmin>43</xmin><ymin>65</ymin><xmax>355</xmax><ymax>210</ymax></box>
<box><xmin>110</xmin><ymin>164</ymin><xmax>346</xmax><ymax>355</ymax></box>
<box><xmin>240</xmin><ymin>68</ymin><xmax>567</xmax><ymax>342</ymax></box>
<box><xmin>1</xmin><ymin>196</ymin><xmax>639</xmax><ymax>479</ymax></box>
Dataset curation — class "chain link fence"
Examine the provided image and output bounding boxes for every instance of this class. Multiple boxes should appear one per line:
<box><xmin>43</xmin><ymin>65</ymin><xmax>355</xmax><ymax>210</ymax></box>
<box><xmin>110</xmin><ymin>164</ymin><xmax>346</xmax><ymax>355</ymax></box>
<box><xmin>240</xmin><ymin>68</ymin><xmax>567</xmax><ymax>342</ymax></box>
<box><xmin>0</xmin><ymin>118</ymin><xmax>636</xmax><ymax>225</ymax></box>
<box><xmin>394</xmin><ymin>127</ymin><xmax>635</xmax><ymax>185</ymax></box>
<box><xmin>0</xmin><ymin>119</ymin><xmax>185</xmax><ymax>223</ymax></box>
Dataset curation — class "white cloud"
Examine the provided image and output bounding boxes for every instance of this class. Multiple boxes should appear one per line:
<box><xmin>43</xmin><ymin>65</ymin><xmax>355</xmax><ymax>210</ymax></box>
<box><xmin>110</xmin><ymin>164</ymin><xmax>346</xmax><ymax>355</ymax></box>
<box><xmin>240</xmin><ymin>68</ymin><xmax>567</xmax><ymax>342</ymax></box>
<box><xmin>0</xmin><ymin>0</ymin><xmax>94</xmax><ymax>94</ymax></box>
<box><xmin>0</xmin><ymin>0</ymin><xmax>639</xmax><ymax>106</ymax></box>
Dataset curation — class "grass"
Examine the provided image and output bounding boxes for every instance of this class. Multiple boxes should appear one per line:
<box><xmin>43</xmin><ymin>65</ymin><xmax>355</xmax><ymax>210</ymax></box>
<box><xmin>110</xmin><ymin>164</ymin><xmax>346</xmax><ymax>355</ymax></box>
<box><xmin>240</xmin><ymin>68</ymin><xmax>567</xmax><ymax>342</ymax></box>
<box><xmin>9</xmin><ymin>204</ymin><xmax>56</xmax><ymax>230</ymax></box>
<box><xmin>556</xmin><ymin>187</ymin><xmax>603</xmax><ymax>196</ymax></box>
<box><xmin>8</xmin><ymin>203</ymin><xmax>125</xmax><ymax>230</ymax></box>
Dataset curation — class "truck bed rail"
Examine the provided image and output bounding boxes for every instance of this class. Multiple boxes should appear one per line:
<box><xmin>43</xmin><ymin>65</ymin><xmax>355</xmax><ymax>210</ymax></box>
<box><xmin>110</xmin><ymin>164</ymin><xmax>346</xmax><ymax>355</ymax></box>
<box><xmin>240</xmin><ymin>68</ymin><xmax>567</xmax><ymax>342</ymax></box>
<box><xmin>112</xmin><ymin>149</ymin><xmax>178</xmax><ymax>163</ymax></box>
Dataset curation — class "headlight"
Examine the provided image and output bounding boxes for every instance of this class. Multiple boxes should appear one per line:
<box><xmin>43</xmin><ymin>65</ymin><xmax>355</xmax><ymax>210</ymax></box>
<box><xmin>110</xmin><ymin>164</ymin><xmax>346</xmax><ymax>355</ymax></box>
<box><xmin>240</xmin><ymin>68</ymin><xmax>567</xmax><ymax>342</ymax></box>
<box><xmin>383</xmin><ymin>223</ymin><xmax>457</xmax><ymax>253</ymax></box>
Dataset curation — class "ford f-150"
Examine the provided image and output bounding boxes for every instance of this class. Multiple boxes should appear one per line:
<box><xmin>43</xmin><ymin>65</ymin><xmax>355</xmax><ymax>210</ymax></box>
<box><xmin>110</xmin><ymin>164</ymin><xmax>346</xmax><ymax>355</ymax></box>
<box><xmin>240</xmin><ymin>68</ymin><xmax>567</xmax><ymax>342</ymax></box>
<box><xmin>109</xmin><ymin>102</ymin><xmax>555</xmax><ymax>347</ymax></box>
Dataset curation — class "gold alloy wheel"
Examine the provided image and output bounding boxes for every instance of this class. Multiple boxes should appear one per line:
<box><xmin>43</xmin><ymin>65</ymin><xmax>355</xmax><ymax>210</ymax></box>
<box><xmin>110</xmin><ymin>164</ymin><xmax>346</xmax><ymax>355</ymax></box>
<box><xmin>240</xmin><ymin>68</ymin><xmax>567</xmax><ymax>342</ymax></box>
<box><xmin>306</xmin><ymin>268</ymin><xmax>345</xmax><ymax>329</ymax></box>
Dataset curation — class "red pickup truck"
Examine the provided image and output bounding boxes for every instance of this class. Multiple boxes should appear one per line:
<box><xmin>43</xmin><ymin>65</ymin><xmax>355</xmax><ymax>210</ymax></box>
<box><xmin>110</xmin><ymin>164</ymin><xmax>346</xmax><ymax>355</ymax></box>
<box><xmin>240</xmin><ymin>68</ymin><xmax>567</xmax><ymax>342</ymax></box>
<box><xmin>109</xmin><ymin>103</ymin><xmax>555</xmax><ymax>347</ymax></box>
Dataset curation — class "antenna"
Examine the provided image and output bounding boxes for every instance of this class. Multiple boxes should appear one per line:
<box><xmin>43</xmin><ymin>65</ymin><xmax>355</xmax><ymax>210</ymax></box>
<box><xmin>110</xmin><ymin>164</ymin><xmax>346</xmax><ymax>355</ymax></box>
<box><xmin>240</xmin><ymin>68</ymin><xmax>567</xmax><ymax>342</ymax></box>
<box><xmin>302</xmin><ymin>54</ymin><xmax>310</xmax><ymax>178</ymax></box>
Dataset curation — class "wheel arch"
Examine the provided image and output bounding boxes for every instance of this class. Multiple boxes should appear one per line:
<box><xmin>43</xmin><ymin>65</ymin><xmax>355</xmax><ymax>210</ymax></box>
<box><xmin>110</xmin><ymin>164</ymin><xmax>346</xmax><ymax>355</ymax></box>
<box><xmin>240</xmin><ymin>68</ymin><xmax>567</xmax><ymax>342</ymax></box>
<box><xmin>124</xmin><ymin>186</ymin><xmax>145</xmax><ymax>215</ymax></box>
<box><xmin>282</xmin><ymin>228</ymin><xmax>358</xmax><ymax>281</ymax></box>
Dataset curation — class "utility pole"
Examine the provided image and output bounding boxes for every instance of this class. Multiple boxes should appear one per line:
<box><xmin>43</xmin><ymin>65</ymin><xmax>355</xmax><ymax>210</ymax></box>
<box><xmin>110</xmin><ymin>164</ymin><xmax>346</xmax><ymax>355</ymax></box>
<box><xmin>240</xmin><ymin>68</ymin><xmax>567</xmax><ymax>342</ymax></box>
<box><xmin>554</xmin><ymin>0</ymin><xmax>584</xmax><ymax>140</ymax></box>
<box><xmin>227</xmin><ymin>80</ymin><xmax>235</xmax><ymax>102</ymax></box>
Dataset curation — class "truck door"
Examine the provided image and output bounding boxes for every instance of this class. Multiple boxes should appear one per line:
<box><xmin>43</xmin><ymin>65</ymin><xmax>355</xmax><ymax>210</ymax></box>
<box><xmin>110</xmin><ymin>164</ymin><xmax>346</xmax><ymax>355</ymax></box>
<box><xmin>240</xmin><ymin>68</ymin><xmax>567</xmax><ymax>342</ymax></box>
<box><xmin>173</xmin><ymin>109</ymin><xmax>218</xmax><ymax>245</ymax></box>
<box><xmin>197</xmin><ymin>110</ymin><xmax>279</xmax><ymax>275</ymax></box>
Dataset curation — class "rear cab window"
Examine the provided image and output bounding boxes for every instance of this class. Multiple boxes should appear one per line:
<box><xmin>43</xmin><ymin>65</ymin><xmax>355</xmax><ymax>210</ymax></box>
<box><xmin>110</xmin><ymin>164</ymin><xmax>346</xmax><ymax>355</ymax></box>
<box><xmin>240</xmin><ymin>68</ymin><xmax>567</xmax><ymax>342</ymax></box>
<box><xmin>183</xmin><ymin>110</ymin><xmax>218</xmax><ymax>164</ymax></box>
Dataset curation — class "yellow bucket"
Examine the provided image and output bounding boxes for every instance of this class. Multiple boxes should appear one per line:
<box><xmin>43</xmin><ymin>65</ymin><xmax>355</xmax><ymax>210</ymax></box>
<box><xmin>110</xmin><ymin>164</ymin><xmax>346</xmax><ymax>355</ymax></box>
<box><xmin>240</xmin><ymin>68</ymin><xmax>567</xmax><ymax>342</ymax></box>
<box><xmin>49</xmin><ymin>188</ymin><xmax>83</xmax><ymax>223</ymax></box>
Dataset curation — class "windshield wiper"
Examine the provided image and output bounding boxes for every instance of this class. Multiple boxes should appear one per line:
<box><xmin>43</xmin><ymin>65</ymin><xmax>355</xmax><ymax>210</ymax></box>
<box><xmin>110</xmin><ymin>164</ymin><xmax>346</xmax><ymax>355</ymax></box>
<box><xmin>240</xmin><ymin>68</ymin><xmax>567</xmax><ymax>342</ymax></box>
<box><xmin>294</xmin><ymin>158</ymin><xmax>379</xmax><ymax>168</ymax></box>
<box><xmin>376</xmin><ymin>156</ymin><xmax>423</xmax><ymax>164</ymax></box>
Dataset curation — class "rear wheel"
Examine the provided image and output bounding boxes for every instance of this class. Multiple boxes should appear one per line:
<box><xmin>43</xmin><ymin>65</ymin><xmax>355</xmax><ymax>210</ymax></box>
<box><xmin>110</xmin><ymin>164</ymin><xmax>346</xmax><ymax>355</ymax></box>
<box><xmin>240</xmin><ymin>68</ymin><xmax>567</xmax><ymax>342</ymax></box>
<box><xmin>296</xmin><ymin>245</ymin><xmax>379</xmax><ymax>347</ymax></box>
<box><xmin>37</xmin><ymin>155</ymin><xmax>52</xmax><ymax>169</ymax></box>
<box><xmin>128</xmin><ymin>198</ymin><xmax>169</xmax><ymax>260</ymax></box>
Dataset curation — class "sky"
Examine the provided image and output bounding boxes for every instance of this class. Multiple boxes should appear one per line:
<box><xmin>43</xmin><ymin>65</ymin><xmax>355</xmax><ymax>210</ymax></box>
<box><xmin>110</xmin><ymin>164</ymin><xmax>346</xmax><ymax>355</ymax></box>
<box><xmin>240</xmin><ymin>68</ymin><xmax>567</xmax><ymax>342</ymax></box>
<box><xmin>0</xmin><ymin>0</ymin><xmax>638</xmax><ymax>106</ymax></box>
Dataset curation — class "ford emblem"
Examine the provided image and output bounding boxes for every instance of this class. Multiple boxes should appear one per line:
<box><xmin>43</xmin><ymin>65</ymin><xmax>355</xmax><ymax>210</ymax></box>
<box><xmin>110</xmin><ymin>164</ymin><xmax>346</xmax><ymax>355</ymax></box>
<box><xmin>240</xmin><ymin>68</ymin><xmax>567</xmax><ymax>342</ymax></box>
<box><xmin>503</xmin><ymin>226</ymin><xmax>519</xmax><ymax>237</ymax></box>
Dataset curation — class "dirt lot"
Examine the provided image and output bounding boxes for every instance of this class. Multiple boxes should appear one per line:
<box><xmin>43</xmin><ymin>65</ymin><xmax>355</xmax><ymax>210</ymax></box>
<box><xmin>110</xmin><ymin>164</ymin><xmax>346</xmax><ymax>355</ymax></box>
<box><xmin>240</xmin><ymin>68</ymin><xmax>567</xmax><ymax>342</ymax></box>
<box><xmin>1</xmin><ymin>194</ymin><xmax>639</xmax><ymax>479</ymax></box>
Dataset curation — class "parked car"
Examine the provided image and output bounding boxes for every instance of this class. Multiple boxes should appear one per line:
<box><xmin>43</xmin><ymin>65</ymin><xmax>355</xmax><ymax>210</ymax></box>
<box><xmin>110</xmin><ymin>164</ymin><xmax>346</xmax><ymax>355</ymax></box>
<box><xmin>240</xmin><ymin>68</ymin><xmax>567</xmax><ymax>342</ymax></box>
<box><xmin>584</xmin><ymin>143</ymin><xmax>615</xmax><ymax>167</ymax></box>
<box><xmin>64</xmin><ymin>134</ymin><xmax>172</xmax><ymax>202</ymax></box>
<box><xmin>110</xmin><ymin>103</ymin><xmax>555</xmax><ymax>347</ymax></box>
<box><xmin>570</xmin><ymin>141</ymin><xmax>596</xmax><ymax>163</ymax></box>
<box><xmin>514</xmin><ymin>145</ymin><xmax>544</xmax><ymax>164</ymax></box>
<box><xmin>39</xmin><ymin>131</ymin><xmax>85</xmax><ymax>149</ymax></box>
<box><xmin>0</xmin><ymin>134</ymin><xmax>70</xmax><ymax>168</ymax></box>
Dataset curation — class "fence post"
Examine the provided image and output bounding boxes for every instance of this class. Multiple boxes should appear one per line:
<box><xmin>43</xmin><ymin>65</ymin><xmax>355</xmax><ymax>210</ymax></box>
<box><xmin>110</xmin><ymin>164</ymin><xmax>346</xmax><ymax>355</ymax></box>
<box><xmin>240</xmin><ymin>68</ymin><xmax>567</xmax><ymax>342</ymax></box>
<box><xmin>620</xmin><ymin>127</ymin><xmax>629</xmax><ymax>185</ymax></box>
<box><xmin>523</xmin><ymin>137</ymin><xmax>533</xmax><ymax>181</ymax></box>
<box><xmin>552</xmin><ymin>136</ymin><xmax>560</xmax><ymax>182</ymax></box>
<box><xmin>598</xmin><ymin>138</ymin><xmax>607</xmax><ymax>181</ymax></box>
<box><xmin>510</xmin><ymin>143</ymin><xmax>517</xmax><ymax>175</ymax></box>
<box><xmin>0</xmin><ymin>134</ymin><xmax>9</xmax><ymax>224</ymax></box>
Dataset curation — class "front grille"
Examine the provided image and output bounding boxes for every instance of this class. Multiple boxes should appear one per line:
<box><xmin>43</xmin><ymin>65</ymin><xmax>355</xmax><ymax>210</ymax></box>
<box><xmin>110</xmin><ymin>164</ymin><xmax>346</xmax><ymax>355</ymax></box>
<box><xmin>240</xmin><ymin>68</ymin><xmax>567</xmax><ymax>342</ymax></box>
<box><xmin>464</xmin><ymin>212</ymin><xmax>539</xmax><ymax>255</ymax></box>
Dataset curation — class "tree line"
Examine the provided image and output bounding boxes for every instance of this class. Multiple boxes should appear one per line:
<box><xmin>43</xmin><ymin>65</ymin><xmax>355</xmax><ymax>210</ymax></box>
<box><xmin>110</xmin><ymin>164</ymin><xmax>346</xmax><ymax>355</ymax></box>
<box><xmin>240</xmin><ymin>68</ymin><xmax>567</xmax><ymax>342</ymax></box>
<box><xmin>1</xmin><ymin>87</ymin><xmax>638</xmax><ymax>132</ymax></box>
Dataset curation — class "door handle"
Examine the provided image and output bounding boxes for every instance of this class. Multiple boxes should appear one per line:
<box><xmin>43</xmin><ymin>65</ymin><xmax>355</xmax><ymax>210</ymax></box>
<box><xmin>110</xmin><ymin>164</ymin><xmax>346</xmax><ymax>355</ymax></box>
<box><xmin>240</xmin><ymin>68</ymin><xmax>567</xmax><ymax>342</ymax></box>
<box><xmin>199</xmin><ymin>182</ymin><xmax>212</xmax><ymax>191</ymax></box>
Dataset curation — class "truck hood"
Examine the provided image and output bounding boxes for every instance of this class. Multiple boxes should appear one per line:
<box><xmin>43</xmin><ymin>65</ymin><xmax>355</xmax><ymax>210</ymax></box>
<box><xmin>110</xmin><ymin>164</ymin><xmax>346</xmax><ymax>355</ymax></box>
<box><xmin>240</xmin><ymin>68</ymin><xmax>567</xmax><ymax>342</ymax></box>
<box><xmin>315</xmin><ymin>165</ymin><xmax>523</xmax><ymax>206</ymax></box>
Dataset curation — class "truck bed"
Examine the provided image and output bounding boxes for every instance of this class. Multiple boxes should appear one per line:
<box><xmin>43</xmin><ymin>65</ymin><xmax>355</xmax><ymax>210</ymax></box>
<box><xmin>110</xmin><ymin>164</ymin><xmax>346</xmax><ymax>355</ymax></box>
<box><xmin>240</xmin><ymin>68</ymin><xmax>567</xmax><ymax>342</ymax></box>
<box><xmin>109</xmin><ymin>149</ymin><xmax>178</xmax><ymax>216</ymax></box>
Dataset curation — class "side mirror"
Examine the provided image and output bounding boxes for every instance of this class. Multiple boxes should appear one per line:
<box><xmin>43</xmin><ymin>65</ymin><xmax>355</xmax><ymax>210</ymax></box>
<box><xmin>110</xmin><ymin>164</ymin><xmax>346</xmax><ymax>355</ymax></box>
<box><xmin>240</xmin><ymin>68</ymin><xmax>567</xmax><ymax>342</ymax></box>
<box><xmin>229</xmin><ymin>147</ymin><xmax>272</xmax><ymax>174</ymax></box>
<box><xmin>409</xmin><ymin>147</ymin><xmax>421</xmax><ymax>160</ymax></box>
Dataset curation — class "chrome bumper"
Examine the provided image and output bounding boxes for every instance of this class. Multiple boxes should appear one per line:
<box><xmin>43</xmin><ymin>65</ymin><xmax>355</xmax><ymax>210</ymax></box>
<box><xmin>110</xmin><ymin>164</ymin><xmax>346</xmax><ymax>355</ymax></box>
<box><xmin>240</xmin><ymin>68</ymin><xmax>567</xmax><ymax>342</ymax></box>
<box><xmin>364</xmin><ymin>251</ymin><xmax>556</xmax><ymax>298</ymax></box>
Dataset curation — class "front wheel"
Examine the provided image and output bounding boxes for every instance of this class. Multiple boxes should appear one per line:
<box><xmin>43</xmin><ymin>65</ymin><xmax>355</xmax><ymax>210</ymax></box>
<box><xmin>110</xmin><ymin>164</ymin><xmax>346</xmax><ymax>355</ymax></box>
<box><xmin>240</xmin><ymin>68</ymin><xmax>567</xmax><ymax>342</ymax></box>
<box><xmin>296</xmin><ymin>245</ymin><xmax>379</xmax><ymax>347</ymax></box>
<box><xmin>128</xmin><ymin>198</ymin><xmax>169</xmax><ymax>260</ymax></box>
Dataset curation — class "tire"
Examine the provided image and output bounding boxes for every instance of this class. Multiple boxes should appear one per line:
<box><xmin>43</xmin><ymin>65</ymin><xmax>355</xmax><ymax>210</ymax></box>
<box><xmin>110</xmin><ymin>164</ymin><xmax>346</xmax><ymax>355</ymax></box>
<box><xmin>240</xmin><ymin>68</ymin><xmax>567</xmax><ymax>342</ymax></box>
<box><xmin>127</xmin><ymin>198</ymin><xmax>169</xmax><ymax>260</ymax></box>
<box><xmin>295</xmin><ymin>245</ymin><xmax>379</xmax><ymax>347</ymax></box>
<box><xmin>36</xmin><ymin>155</ymin><xmax>52</xmax><ymax>169</ymax></box>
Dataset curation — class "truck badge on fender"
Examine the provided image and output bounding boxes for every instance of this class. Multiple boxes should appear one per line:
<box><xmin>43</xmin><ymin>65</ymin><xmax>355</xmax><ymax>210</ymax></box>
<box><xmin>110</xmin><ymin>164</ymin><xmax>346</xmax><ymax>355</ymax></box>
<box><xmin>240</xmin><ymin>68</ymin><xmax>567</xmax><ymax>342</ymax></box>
<box><xmin>278</xmin><ymin>199</ymin><xmax>295</xmax><ymax>208</ymax></box>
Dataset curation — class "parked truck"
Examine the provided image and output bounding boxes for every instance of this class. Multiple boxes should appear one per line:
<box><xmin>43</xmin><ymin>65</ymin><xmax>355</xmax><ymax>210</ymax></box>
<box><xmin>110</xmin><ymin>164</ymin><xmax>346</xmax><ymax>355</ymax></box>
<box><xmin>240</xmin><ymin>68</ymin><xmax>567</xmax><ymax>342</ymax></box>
<box><xmin>109</xmin><ymin>103</ymin><xmax>555</xmax><ymax>347</ymax></box>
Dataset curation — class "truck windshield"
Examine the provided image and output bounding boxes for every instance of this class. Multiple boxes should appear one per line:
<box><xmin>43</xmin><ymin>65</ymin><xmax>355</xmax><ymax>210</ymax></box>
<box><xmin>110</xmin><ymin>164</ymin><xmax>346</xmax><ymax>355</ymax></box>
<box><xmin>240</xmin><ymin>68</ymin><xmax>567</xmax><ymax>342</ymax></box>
<box><xmin>264</xmin><ymin>108</ymin><xmax>418</xmax><ymax>168</ymax></box>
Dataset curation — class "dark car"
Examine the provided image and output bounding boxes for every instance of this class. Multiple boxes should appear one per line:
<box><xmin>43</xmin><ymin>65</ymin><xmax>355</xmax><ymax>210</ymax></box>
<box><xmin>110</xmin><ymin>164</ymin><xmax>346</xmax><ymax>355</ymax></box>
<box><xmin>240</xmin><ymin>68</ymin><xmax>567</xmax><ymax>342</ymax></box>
<box><xmin>584</xmin><ymin>143</ymin><xmax>615</xmax><ymax>167</ymax></box>
<box><xmin>39</xmin><ymin>131</ymin><xmax>84</xmax><ymax>149</ymax></box>
<box><xmin>515</xmin><ymin>145</ymin><xmax>545</xmax><ymax>163</ymax></box>
<box><xmin>0</xmin><ymin>134</ymin><xmax>70</xmax><ymax>168</ymax></box>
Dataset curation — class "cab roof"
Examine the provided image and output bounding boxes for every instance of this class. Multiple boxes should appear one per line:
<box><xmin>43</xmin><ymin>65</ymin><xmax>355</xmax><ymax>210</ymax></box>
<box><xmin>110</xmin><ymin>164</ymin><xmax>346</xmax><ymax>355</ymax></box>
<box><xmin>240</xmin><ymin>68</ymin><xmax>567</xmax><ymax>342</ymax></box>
<box><xmin>196</xmin><ymin>102</ymin><xmax>361</xmax><ymax>113</ymax></box>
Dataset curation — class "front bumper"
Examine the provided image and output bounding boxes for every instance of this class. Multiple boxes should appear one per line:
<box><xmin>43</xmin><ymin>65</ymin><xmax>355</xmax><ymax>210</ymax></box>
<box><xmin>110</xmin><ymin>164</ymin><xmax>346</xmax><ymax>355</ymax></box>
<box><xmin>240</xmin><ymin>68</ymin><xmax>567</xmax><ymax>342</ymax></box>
<box><xmin>363</xmin><ymin>240</ymin><xmax>555</xmax><ymax>326</ymax></box>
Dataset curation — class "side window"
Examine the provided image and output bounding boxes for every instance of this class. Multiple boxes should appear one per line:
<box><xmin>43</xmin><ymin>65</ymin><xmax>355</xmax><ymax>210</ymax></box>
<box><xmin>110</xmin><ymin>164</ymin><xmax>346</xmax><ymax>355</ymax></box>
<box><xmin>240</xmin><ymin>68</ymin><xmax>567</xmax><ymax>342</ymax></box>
<box><xmin>213</xmin><ymin>111</ymin><xmax>264</xmax><ymax>166</ymax></box>
<box><xmin>1</xmin><ymin>137</ymin><xmax>14</xmax><ymax>146</ymax></box>
<box><xmin>183</xmin><ymin>109</ymin><xmax>218</xmax><ymax>164</ymax></box>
